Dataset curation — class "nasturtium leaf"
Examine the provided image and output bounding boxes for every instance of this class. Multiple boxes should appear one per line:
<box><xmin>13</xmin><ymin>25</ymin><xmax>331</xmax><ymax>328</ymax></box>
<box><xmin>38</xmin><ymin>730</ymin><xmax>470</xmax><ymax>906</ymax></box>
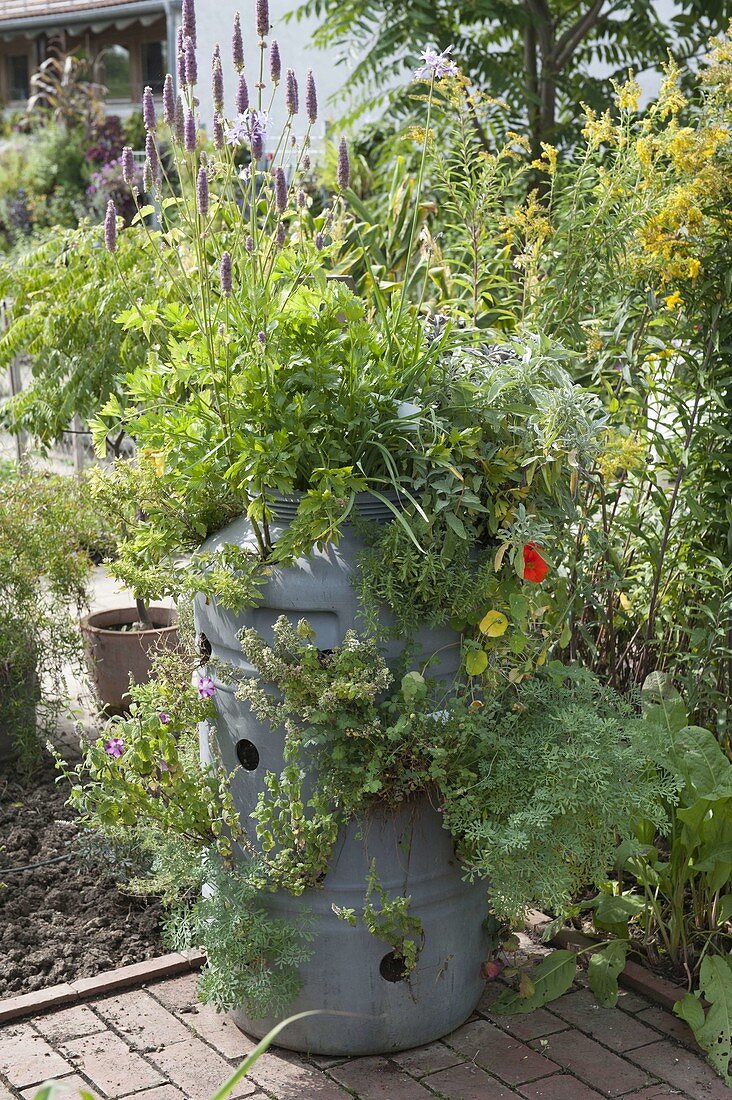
<box><xmin>518</xmin><ymin>971</ymin><xmax>536</xmax><ymax>999</ymax></box>
<box><xmin>588</xmin><ymin>940</ymin><xmax>628</xmax><ymax>1007</ymax></box>
<box><xmin>466</xmin><ymin>649</ymin><xmax>489</xmax><ymax>676</ymax></box>
<box><xmin>491</xmin><ymin>950</ymin><xmax>577</xmax><ymax>1014</ymax></box>
<box><xmin>479</xmin><ymin>610</ymin><xmax>509</xmax><ymax>637</ymax></box>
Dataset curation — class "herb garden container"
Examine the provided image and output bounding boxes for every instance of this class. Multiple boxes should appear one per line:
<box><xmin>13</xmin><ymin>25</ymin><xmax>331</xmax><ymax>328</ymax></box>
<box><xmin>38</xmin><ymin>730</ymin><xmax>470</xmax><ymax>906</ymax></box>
<box><xmin>195</xmin><ymin>496</ymin><xmax>490</xmax><ymax>1055</ymax></box>
<box><xmin>81</xmin><ymin>606</ymin><xmax>179</xmax><ymax>714</ymax></box>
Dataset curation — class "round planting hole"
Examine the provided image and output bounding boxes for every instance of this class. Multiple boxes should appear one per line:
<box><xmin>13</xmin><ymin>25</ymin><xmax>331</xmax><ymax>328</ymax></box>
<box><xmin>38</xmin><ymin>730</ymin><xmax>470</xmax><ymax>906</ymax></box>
<box><xmin>198</xmin><ymin>632</ymin><xmax>212</xmax><ymax>660</ymax></box>
<box><xmin>236</xmin><ymin>739</ymin><xmax>260</xmax><ymax>770</ymax></box>
<box><xmin>379</xmin><ymin>951</ymin><xmax>409</xmax><ymax>983</ymax></box>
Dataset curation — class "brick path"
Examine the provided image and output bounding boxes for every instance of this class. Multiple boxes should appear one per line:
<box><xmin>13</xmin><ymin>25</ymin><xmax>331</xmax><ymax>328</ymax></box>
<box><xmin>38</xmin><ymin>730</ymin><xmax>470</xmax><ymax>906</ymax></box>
<box><xmin>0</xmin><ymin>971</ymin><xmax>727</xmax><ymax>1100</ymax></box>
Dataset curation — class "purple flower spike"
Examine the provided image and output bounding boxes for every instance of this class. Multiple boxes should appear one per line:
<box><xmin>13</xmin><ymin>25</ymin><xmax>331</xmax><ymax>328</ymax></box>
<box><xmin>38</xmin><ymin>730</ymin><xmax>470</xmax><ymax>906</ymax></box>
<box><xmin>184</xmin><ymin>36</ymin><xmax>198</xmax><ymax>85</ymax></box>
<box><xmin>212</xmin><ymin>51</ymin><xmax>224</xmax><ymax>111</ymax></box>
<box><xmin>251</xmin><ymin>122</ymin><xmax>264</xmax><ymax>160</ymax></box>
<box><xmin>159</xmin><ymin>712</ymin><xmax>172</xmax><ymax>725</ymax></box>
<box><xmin>276</xmin><ymin>221</ymin><xmax>286</xmax><ymax>246</ymax></box>
<box><xmin>302</xmin><ymin>153</ymin><xmax>310</xmax><ymax>171</ymax></box>
<box><xmin>258</xmin><ymin>329</ymin><xmax>266</xmax><ymax>344</ymax></box>
<box><xmin>337</xmin><ymin>136</ymin><xmax>350</xmax><ymax>190</ymax></box>
<box><xmin>142</xmin><ymin>85</ymin><xmax>156</xmax><ymax>131</ymax></box>
<box><xmin>236</xmin><ymin>73</ymin><xmax>249</xmax><ymax>114</ymax></box>
<box><xmin>256</xmin><ymin>0</ymin><xmax>269</xmax><ymax>38</ymax></box>
<box><xmin>176</xmin><ymin>26</ymin><xmax>186</xmax><ymax>87</ymax></box>
<box><xmin>285</xmin><ymin>69</ymin><xmax>298</xmax><ymax>115</ymax></box>
<box><xmin>145</xmin><ymin>132</ymin><xmax>159</xmax><ymax>180</ymax></box>
<box><xmin>184</xmin><ymin>108</ymin><xmax>196</xmax><ymax>151</ymax></box>
<box><xmin>314</xmin><ymin>231</ymin><xmax>324</xmax><ymax>250</ymax></box>
<box><xmin>305</xmin><ymin>70</ymin><xmax>317</xmax><ymax>125</ymax></box>
<box><xmin>213</xmin><ymin>113</ymin><xmax>224</xmax><ymax>149</ymax></box>
<box><xmin>297</xmin><ymin>188</ymin><xmax>306</xmax><ymax>208</ymax></box>
<box><xmin>232</xmin><ymin>11</ymin><xmax>244</xmax><ymax>71</ymax></box>
<box><xmin>197</xmin><ymin>165</ymin><xmax>209</xmax><ymax>217</ymax></box>
<box><xmin>163</xmin><ymin>73</ymin><xmax>175</xmax><ymax>124</ymax></box>
<box><xmin>273</xmin><ymin>166</ymin><xmax>287</xmax><ymax>212</ymax></box>
<box><xmin>104</xmin><ymin>736</ymin><xmax>125</xmax><ymax>758</ymax></box>
<box><xmin>270</xmin><ymin>40</ymin><xmax>281</xmax><ymax>83</ymax></box>
<box><xmin>245</xmin><ymin>234</ymin><xmax>254</xmax><ymax>252</ymax></box>
<box><xmin>174</xmin><ymin>95</ymin><xmax>185</xmax><ymax>144</ymax></box>
<box><xmin>220</xmin><ymin>251</ymin><xmax>232</xmax><ymax>295</ymax></box>
<box><xmin>121</xmin><ymin>145</ymin><xmax>135</xmax><ymax>186</ymax></box>
<box><xmin>198</xmin><ymin>674</ymin><xmax>216</xmax><ymax>698</ymax></box>
<box><xmin>104</xmin><ymin>199</ymin><xmax>117</xmax><ymax>252</ymax></box>
<box><xmin>182</xmin><ymin>0</ymin><xmax>197</xmax><ymax>47</ymax></box>
<box><xmin>143</xmin><ymin>158</ymin><xmax>153</xmax><ymax>193</ymax></box>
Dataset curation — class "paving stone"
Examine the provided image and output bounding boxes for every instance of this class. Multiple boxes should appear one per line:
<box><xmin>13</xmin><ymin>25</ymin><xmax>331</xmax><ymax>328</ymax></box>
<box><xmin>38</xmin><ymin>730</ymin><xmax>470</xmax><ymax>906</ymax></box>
<box><xmin>622</xmin><ymin>1089</ymin><xmax>687</xmax><ymax>1098</ymax></box>
<box><xmin>246</xmin><ymin>1050</ymin><xmax>351</xmax><ymax>1099</ymax></box>
<box><xmin>119</xmin><ymin>1088</ymin><xmax>187</xmax><ymax>1100</ymax></box>
<box><xmin>634</xmin><ymin>1007</ymin><xmax>698</xmax><ymax>1048</ymax></box>
<box><xmin>0</xmin><ymin>1024</ymin><xmax>73</xmax><ymax>1087</ymax></box>
<box><xmin>530</xmin><ymin>1031</ymin><xmax>649</xmax><ymax>1096</ymax></box>
<box><xmin>331</xmin><ymin>1056</ymin><xmax>435</xmax><ymax>1098</ymax></box>
<box><xmin>179</xmin><ymin>1003</ymin><xmax>256</xmax><ymax>1059</ymax></box>
<box><xmin>148</xmin><ymin>973</ymin><xmax>201</xmax><ymax>1013</ymax></box>
<box><xmin>21</xmin><ymin>1074</ymin><xmax>100</xmax><ymax>1099</ymax></box>
<box><xmin>60</xmin><ymin>1030</ymin><xmax>165</xmax><ymax>1098</ymax></box>
<box><xmin>94</xmin><ymin>989</ymin><xmax>191</xmax><ymax>1052</ymax></box>
<box><xmin>626</xmin><ymin>1039</ymin><xmax>731</xmax><ymax>1099</ymax></box>
<box><xmin>423</xmin><ymin>1062</ymin><xmax>521</xmax><ymax>1099</ymax></box>
<box><xmin>0</xmin><ymin>1084</ymin><xmax>14</xmax><ymax>1100</ymax></box>
<box><xmin>548</xmin><ymin>988</ymin><xmax>660</xmax><ymax>1052</ymax></box>
<box><xmin>34</xmin><ymin>1006</ymin><xmax>106</xmax><ymax>1044</ymax></box>
<box><xmin>444</xmin><ymin>1018</ymin><xmax>560</xmax><ymax>1086</ymax></box>
<box><xmin>615</xmin><ymin>991</ymin><xmax>655</xmax><ymax>1014</ymax></box>
<box><xmin>391</xmin><ymin>1040</ymin><xmax>464</xmax><ymax>1078</ymax></box>
<box><xmin>491</xmin><ymin>1009</ymin><xmax>569</xmax><ymax>1042</ymax></box>
<box><xmin>0</xmin><ymin>985</ymin><xmax>76</xmax><ymax>1024</ymax></box>
<box><xmin>518</xmin><ymin>1075</ymin><xmax>606</xmax><ymax>1099</ymax></box>
<box><xmin>149</xmin><ymin>1037</ymin><xmax>256</xmax><ymax>1100</ymax></box>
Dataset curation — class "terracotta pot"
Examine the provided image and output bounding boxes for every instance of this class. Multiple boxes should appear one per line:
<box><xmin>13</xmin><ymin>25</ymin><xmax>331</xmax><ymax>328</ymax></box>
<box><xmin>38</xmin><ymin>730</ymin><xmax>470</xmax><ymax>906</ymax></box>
<box><xmin>80</xmin><ymin>606</ymin><xmax>178</xmax><ymax>714</ymax></box>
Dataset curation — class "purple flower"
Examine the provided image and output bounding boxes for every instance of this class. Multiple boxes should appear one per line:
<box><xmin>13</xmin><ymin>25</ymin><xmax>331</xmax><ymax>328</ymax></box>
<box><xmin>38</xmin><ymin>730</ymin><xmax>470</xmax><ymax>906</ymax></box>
<box><xmin>104</xmin><ymin>737</ymin><xmax>125</xmax><ymax>757</ymax></box>
<box><xmin>270</xmin><ymin>40</ymin><xmax>281</xmax><ymax>83</ymax></box>
<box><xmin>236</xmin><ymin>73</ymin><xmax>249</xmax><ymax>115</ymax></box>
<box><xmin>251</xmin><ymin>123</ymin><xmax>264</xmax><ymax>160</ymax></box>
<box><xmin>145</xmin><ymin>132</ymin><xmax>158</xmax><ymax>182</ymax></box>
<box><xmin>104</xmin><ymin>199</ymin><xmax>117</xmax><ymax>252</ymax></box>
<box><xmin>232</xmin><ymin>11</ymin><xmax>244</xmax><ymax>71</ymax></box>
<box><xmin>213</xmin><ymin>113</ymin><xmax>224</xmax><ymax>149</ymax></box>
<box><xmin>121</xmin><ymin>145</ymin><xmax>135</xmax><ymax>186</ymax></box>
<box><xmin>198</xmin><ymin>674</ymin><xmax>216</xmax><ymax>698</ymax></box>
<box><xmin>285</xmin><ymin>69</ymin><xmax>298</xmax><ymax>115</ymax></box>
<box><xmin>197</xmin><ymin>166</ymin><xmax>209</xmax><ymax>217</ymax></box>
<box><xmin>305</xmin><ymin>70</ymin><xmax>317</xmax><ymax>125</ymax></box>
<box><xmin>184</xmin><ymin>36</ymin><xmax>198</xmax><ymax>85</ymax></box>
<box><xmin>314</xmin><ymin>231</ymin><xmax>324</xmax><ymax>250</ymax></box>
<box><xmin>337</xmin><ymin>137</ymin><xmax>350</xmax><ymax>190</ymax></box>
<box><xmin>142</xmin><ymin>85</ymin><xmax>156</xmax><ymax>131</ymax></box>
<box><xmin>245</xmin><ymin>234</ymin><xmax>254</xmax><ymax>252</ymax></box>
<box><xmin>182</xmin><ymin>0</ymin><xmax>196</xmax><ymax>47</ymax></box>
<box><xmin>212</xmin><ymin>51</ymin><xmax>224</xmax><ymax>112</ymax></box>
<box><xmin>158</xmin><ymin>759</ymin><xmax>172</xmax><ymax>773</ymax></box>
<box><xmin>273</xmin><ymin>166</ymin><xmax>287</xmax><ymax>212</ymax></box>
<box><xmin>297</xmin><ymin>188</ymin><xmax>306</xmax><ymax>208</ymax></box>
<box><xmin>302</xmin><ymin>153</ymin><xmax>310</xmax><ymax>171</ymax></box>
<box><xmin>414</xmin><ymin>45</ymin><xmax>457</xmax><ymax>81</ymax></box>
<box><xmin>176</xmin><ymin>26</ymin><xmax>186</xmax><ymax>87</ymax></box>
<box><xmin>258</xmin><ymin>329</ymin><xmax>266</xmax><ymax>344</ymax></box>
<box><xmin>159</xmin><ymin>712</ymin><xmax>172</xmax><ymax>724</ymax></box>
<box><xmin>184</xmin><ymin>108</ymin><xmax>196</xmax><ymax>152</ymax></box>
<box><xmin>276</xmin><ymin>221</ymin><xmax>286</xmax><ymax>247</ymax></box>
<box><xmin>220</xmin><ymin>251</ymin><xmax>232</xmax><ymax>295</ymax></box>
<box><xmin>143</xmin><ymin>158</ymin><xmax>153</xmax><ymax>193</ymax></box>
<box><xmin>256</xmin><ymin>0</ymin><xmax>269</xmax><ymax>38</ymax></box>
<box><xmin>163</xmin><ymin>73</ymin><xmax>175</xmax><ymax>125</ymax></box>
<box><xmin>174</xmin><ymin>95</ymin><xmax>185</xmax><ymax>144</ymax></box>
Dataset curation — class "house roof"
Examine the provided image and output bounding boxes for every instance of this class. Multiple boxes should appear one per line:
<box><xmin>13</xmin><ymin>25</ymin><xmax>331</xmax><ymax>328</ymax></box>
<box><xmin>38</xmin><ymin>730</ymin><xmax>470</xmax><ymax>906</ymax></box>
<box><xmin>0</xmin><ymin>0</ymin><xmax>172</xmax><ymax>32</ymax></box>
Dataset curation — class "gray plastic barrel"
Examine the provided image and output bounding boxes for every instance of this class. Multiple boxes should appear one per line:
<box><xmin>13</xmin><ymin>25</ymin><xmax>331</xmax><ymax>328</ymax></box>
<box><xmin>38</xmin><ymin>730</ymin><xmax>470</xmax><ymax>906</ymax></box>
<box><xmin>194</xmin><ymin>496</ymin><xmax>489</xmax><ymax>1054</ymax></box>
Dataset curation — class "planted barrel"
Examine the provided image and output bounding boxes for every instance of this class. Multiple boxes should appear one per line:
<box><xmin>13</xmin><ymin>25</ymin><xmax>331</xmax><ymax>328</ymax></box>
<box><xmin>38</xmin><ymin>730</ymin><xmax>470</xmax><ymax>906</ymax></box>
<box><xmin>194</xmin><ymin>496</ymin><xmax>489</xmax><ymax>1054</ymax></box>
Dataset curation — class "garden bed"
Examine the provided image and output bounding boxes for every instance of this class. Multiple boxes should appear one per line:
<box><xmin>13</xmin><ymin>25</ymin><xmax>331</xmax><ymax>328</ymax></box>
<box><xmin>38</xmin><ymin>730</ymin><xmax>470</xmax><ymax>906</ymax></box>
<box><xmin>0</xmin><ymin>752</ymin><xmax>163</xmax><ymax>997</ymax></box>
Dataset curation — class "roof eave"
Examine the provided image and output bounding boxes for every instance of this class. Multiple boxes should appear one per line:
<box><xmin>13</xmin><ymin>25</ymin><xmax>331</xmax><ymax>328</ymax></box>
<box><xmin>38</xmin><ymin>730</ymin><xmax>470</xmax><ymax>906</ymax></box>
<box><xmin>0</xmin><ymin>0</ymin><xmax>179</xmax><ymax>36</ymax></box>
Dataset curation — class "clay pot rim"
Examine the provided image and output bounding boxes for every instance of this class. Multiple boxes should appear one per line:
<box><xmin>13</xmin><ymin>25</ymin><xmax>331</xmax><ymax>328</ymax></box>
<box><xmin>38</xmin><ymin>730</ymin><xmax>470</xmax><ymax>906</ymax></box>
<box><xmin>80</xmin><ymin>606</ymin><xmax>179</xmax><ymax>636</ymax></box>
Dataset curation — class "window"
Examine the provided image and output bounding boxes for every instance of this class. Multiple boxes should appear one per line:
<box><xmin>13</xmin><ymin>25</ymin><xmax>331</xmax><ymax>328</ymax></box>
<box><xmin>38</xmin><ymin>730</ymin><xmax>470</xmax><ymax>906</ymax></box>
<box><xmin>141</xmin><ymin>41</ymin><xmax>166</xmax><ymax>94</ymax></box>
<box><xmin>102</xmin><ymin>44</ymin><xmax>130</xmax><ymax>99</ymax></box>
<box><xmin>8</xmin><ymin>55</ymin><xmax>29</xmax><ymax>101</ymax></box>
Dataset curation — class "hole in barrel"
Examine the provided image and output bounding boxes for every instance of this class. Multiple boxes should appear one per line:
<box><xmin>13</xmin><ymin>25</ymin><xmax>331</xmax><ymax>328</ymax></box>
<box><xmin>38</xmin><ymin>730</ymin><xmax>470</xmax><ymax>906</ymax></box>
<box><xmin>199</xmin><ymin>632</ymin><xmax>212</xmax><ymax>660</ymax></box>
<box><xmin>236</xmin><ymin>739</ymin><xmax>260</xmax><ymax>770</ymax></box>
<box><xmin>379</xmin><ymin>951</ymin><xmax>409</xmax><ymax>983</ymax></box>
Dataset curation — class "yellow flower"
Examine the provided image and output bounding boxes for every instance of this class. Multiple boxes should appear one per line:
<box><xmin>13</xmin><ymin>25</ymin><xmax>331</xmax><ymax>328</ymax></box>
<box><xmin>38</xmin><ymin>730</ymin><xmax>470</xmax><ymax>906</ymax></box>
<box><xmin>688</xmin><ymin>257</ymin><xmax>701</xmax><ymax>279</ymax></box>
<box><xmin>615</xmin><ymin>75</ymin><xmax>642</xmax><ymax>112</ymax></box>
<box><xmin>665</xmin><ymin>290</ymin><xmax>683</xmax><ymax>311</ymax></box>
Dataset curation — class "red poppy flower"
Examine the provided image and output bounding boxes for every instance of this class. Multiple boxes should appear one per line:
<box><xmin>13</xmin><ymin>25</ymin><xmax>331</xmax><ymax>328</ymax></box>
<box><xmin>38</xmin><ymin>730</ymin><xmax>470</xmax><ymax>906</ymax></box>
<box><xmin>523</xmin><ymin>543</ymin><xmax>549</xmax><ymax>583</ymax></box>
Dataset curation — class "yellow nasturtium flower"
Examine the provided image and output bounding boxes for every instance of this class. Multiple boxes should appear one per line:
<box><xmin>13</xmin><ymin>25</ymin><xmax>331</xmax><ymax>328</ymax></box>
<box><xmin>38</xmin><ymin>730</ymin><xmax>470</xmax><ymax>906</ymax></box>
<box><xmin>479</xmin><ymin>610</ymin><xmax>509</xmax><ymax>637</ymax></box>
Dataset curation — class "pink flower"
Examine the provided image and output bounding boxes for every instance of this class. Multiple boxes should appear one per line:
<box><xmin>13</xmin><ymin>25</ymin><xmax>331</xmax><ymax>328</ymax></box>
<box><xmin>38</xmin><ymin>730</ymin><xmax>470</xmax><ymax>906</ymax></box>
<box><xmin>414</xmin><ymin>45</ymin><xmax>457</xmax><ymax>81</ymax></box>
<box><xmin>104</xmin><ymin>737</ymin><xmax>125</xmax><ymax>758</ymax></box>
<box><xmin>198</xmin><ymin>675</ymin><xmax>216</xmax><ymax>698</ymax></box>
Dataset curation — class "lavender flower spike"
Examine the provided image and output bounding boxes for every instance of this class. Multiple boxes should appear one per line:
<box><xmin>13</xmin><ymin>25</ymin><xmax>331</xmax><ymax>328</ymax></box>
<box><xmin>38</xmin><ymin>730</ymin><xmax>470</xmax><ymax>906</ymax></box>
<box><xmin>232</xmin><ymin>11</ymin><xmax>244</xmax><ymax>71</ymax></box>
<box><xmin>245</xmin><ymin>234</ymin><xmax>254</xmax><ymax>252</ymax></box>
<box><xmin>213</xmin><ymin>113</ymin><xmax>224</xmax><ymax>149</ymax></box>
<box><xmin>121</xmin><ymin>146</ymin><xmax>135</xmax><ymax>186</ymax></box>
<box><xmin>174</xmin><ymin>95</ymin><xmax>185</xmax><ymax>144</ymax></box>
<box><xmin>273</xmin><ymin>166</ymin><xmax>287</xmax><ymax>212</ymax></box>
<box><xmin>414</xmin><ymin>45</ymin><xmax>457</xmax><ymax>81</ymax></box>
<box><xmin>142</xmin><ymin>85</ymin><xmax>156</xmax><ymax>131</ymax></box>
<box><xmin>145</xmin><ymin>132</ymin><xmax>158</xmax><ymax>181</ymax></box>
<box><xmin>314</xmin><ymin>231</ymin><xmax>324</xmax><ymax>250</ymax></box>
<box><xmin>305</xmin><ymin>70</ymin><xmax>317</xmax><ymax>125</ymax></box>
<box><xmin>212</xmin><ymin>50</ymin><xmax>224</xmax><ymax>111</ymax></box>
<box><xmin>197</xmin><ymin>166</ymin><xmax>209</xmax><ymax>217</ymax></box>
<box><xmin>184</xmin><ymin>108</ymin><xmax>196</xmax><ymax>151</ymax></box>
<box><xmin>104</xmin><ymin>199</ymin><xmax>117</xmax><ymax>252</ymax></box>
<box><xmin>276</xmin><ymin>221</ymin><xmax>286</xmax><ymax>247</ymax></box>
<box><xmin>285</xmin><ymin>69</ymin><xmax>298</xmax><ymax>115</ymax></box>
<box><xmin>337</xmin><ymin>136</ymin><xmax>350</xmax><ymax>190</ymax></box>
<box><xmin>220</xmin><ymin>251</ymin><xmax>232</xmax><ymax>296</ymax></box>
<box><xmin>143</xmin><ymin>158</ymin><xmax>153</xmax><ymax>193</ymax></box>
<box><xmin>236</xmin><ymin>73</ymin><xmax>249</xmax><ymax>114</ymax></box>
<box><xmin>270</xmin><ymin>40</ymin><xmax>281</xmax><ymax>83</ymax></box>
<box><xmin>184</xmin><ymin>36</ymin><xmax>198</xmax><ymax>85</ymax></box>
<box><xmin>256</xmin><ymin>0</ymin><xmax>269</xmax><ymax>38</ymax></box>
<box><xmin>176</xmin><ymin>26</ymin><xmax>186</xmax><ymax>86</ymax></box>
<box><xmin>181</xmin><ymin>0</ymin><xmax>196</xmax><ymax>46</ymax></box>
<box><xmin>163</xmin><ymin>73</ymin><xmax>175</xmax><ymax>124</ymax></box>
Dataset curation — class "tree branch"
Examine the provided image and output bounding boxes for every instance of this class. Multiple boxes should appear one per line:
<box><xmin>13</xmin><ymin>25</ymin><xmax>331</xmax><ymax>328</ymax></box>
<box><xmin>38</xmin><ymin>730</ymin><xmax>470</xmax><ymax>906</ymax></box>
<box><xmin>553</xmin><ymin>0</ymin><xmax>607</xmax><ymax>71</ymax></box>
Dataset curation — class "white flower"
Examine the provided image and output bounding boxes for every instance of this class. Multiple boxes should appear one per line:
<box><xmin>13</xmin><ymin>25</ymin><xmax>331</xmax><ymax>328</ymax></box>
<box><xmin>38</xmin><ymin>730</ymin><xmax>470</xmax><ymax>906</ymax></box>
<box><xmin>414</xmin><ymin>45</ymin><xmax>458</xmax><ymax>81</ymax></box>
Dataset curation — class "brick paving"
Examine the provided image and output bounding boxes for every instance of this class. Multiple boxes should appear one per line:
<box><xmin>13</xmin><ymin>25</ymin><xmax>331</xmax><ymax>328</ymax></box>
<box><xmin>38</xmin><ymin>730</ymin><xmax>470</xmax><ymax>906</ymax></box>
<box><xmin>0</xmin><ymin>969</ymin><xmax>727</xmax><ymax>1100</ymax></box>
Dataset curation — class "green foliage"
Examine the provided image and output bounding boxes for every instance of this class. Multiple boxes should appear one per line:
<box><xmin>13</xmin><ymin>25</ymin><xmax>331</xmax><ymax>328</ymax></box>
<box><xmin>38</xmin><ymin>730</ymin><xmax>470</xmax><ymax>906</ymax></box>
<box><xmin>675</xmin><ymin>957</ymin><xmax>732</xmax><ymax>1084</ymax></box>
<box><xmin>492</xmin><ymin>950</ymin><xmax>578</xmax><ymax>1014</ymax></box>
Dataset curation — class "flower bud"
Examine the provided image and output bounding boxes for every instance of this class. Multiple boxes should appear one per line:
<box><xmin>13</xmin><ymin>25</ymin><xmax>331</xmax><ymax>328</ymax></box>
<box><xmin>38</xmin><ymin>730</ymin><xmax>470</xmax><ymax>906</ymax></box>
<box><xmin>145</xmin><ymin>132</ymin><xmax>158</xmax><ymax>182</ymax></box>
<box><xmin>337</xmin><ymin>136</ymin><xmax>350</xmax><ymax>190</ymax></box>
<box><xmin>174</xmin><ymin>95</ymin><xmax>185</xmax><ymax>144</ymax></box>
<box><xmin>269</xmin><ymin>40</ymin><xmax>281</xmax><ymax>83</ymax></box>
<box><xmin>184</xmin><ymin>108</ymin><xmax>196</xmax><ymax>152</ymax></box>
<box><xmin>256</xmin><ymin>0</ymin><xmax>269</xmax><ymax>38</ymax></box>
<box><xmin>184</xmin><ymin>36</ymin><xmax>197</xmax><ymax>85</ymax></box>
<box><xmin>305</xmin><ymin>70</ymin><xmax>317</xmax><ymax>125</ymax></box>
<box><xmin>273</xmin><ymin>166</ymin><xmax>287</xmax><ymax>213</ymax></box>
<box><xmin>232</xmin><ymin>11</ymin><xmax>244</xmax><ymax>71</ymax></box>
<box><xmin>245</xmin><ymin>234</ymin><xmax>254</xmax><ymax>253</ymax></box>
<box><xmin>163</xmin><ymin>73</ymin><xmax>175</xmax><ymax>125</ymax></box>
<box><xmin>276</xmin><ymin>221</ymin><xmax>286</xmax><ymax>247</ymax></box>
<box><xmin>236</xmin><ymin>74</ymin><xmax>249</xmax><ymax>115</ymax></box>
<box><xmin>197</xmin><ymin>165</ymin><xmax>209</xmax><ymax>217</ymax></box>
<box><xmin>213</xmin><ymin>113</ymin><xmax>224</xmax><ymax>149</ymax></box>
<box><xmin>314</xmin><ymin>231</ymin><xmax>324</xmax><ymax>250</ymax></box>
<box><xmin>104</xmin><ymin>199</ymin><xmax>117</xmax><ymax>252</ymax></box>
<box><xmin>285</xmin><ymin>69</ymin><xmax>298</xmax><ymax>115</ymax></box>
<box><xmin>220</xmin><ymin>251</ymin><xmax>232</xmax><ymax>296</ymax></box>
<box><xmin>142</xmin><ymin>85</ymin><xmax>156</xmax><ymax>131</ymax></box>
<box><xmin>121</xmin><ymin>145</ymin><xmax>135</xmax><ymax>186</ymax></box>
<box><xmin>176</xmin><ymin>27</ymin><xmax>186</xmax><ymax>87</ymax></box>
<box><xmin>212</xmin><ymin>50</ymin><xmax>224</xmax><ymax>112</ymax></box>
